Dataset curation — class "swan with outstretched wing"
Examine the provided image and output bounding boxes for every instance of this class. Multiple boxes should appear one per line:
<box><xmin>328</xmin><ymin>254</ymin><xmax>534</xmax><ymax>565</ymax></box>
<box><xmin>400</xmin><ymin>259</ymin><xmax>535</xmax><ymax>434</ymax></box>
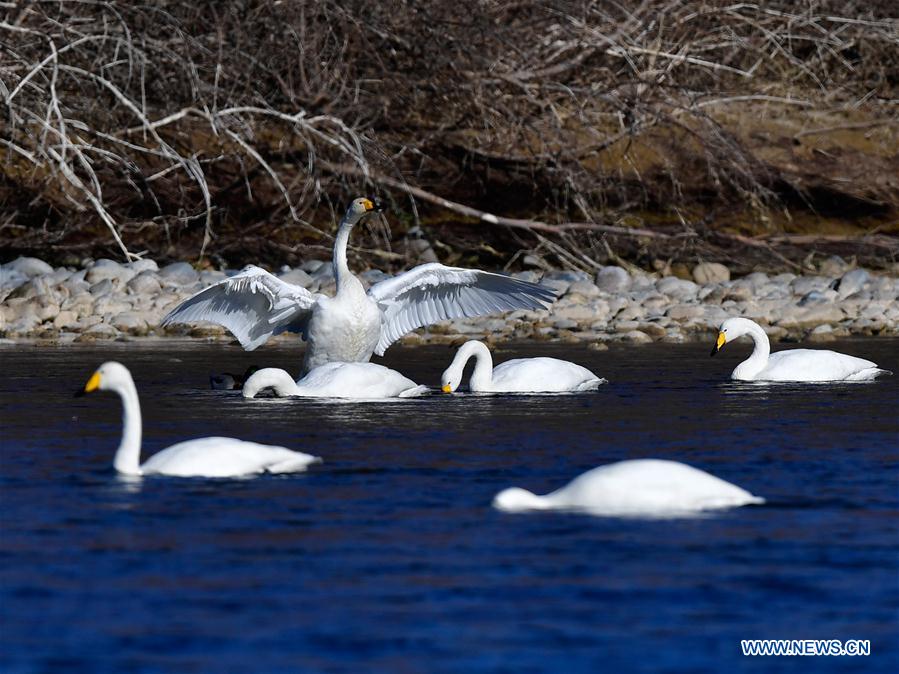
<box><xmin>162</xmin><ymin>198</ymin><xmax>556</xmax><ymax>373</ymax></box>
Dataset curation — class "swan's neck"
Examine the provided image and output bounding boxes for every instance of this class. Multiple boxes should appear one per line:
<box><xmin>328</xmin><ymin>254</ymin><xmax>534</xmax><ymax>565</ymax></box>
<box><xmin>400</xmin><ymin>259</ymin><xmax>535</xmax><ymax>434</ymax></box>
<box><xmin>457</xmin><ymin>341</ymin><xmax>494</xmax><ymax>392</ymax></box>
<box><xmin>244</xmin><ymin>369</ymin><xmax>300</xmax><ymax>398</ymax></box>
<box><xmin>112</xmin><ymin>380</ymin><xmax>143</xmax><ymax>475</ymax></box>
<box><xmin>332</xmin><ymin>219</ymin><xmax>361</xmax><ymax>293</ymax></box>
<box><xmin>735</xmin><ymin>322</ymin><xmax>771</xmax><ymax>379</ymax></box>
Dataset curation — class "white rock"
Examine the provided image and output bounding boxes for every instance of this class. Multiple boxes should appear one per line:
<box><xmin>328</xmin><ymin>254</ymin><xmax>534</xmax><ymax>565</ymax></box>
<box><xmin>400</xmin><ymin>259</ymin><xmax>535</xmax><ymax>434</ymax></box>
<box><xmin>511</xmin><ymin>271</ymin><xmax>542</xmax><ymax>283</ymax></box>
<box><xmin>836</xmin><ymin>269</ymin><xmax>869</xmax><ymax>299</ymax></box>
<box><xmin>86</xmin><ymin>259</ymin><xmax>136</xmax><ymax>285</ymax></box>
<box><xmin>77</xmin><ymin>323</ymin><xmax>120</xmax><ymax>340</ymax></box>
<box><xmin>616</xmin><ymin>305</ymin><xmax>645</xmax><ymax>321</ymax></box>
<box><xmin>540</xmin><ymin>279</ymin><xmax>570</xmax><ymax>296</ymax></box>
<box><xmin>278</xmin><ymin>268</ymin><xmax>314</xmax><ymax>288</ymax></box>
<box><xmin>778</xmin><ymin>305</ymin><xmax>845</xmax><ymax>329</ymax></box>
<box><xmin>199</xmin><ymin>270</ymin><xmax>227</xmax><ymax>285</ymax></box>
<box><xmin>111</xmin><ymin>312</ymin><xmax>149</xmax><ymax>333</ymax></box>
<box><xmin>91</xmin><ymin>278</ymin><xmax>122</xmax><ymax>297</ymax></box>
<box><xmin>552</xmin><ymin>317</ymin><xmax>578</xmax><ymax>330</ymax></box>
<box><xmin>595</xmin><ymin>266</ymin><xmax>631</xmax><ymax>293</ymax></box>
<box><xmin>620</xmin><ymin>329</ymin><xmax>652</xmax><ymax>343</ymax></box>
<box><xmin>790</xmin><ymin>276</ymin><xmax>828</xmax><ymax>296</ymax></box>
<box><xmin>127</xmin><ymin>271</ymin><xmax>162</xmax><ymax>295</ymax></box>
<box><xmin>0</xmin><ymin>267</ymin><xmax>28</xmax><ymax>294</ymax></box>
<box><xmin>53</xmin><ymin>310</ymin><xmax>79</xmax><ymax>329</ymax></box>
<box><xmin>553</xmin><ymin>303</ymin><xmax>604</xmax><ymax>322</ymax></box>
<box><xmin>4</xmin><ymin>257</ymin><xmax>53</xmax><ymax>278</ymax></box>
<box><xmin>127</xmin><ymin>259</ymin><xmax>159</xmax><ymax>274</ymax></box>
<box><xmin>656</xmin><ymin>277</ymin><xmax>699</xmax><ymax>301</ymax></box>
<box><xmin>567</xmin><ymin>280</ymin><xmax>601</xmax><ymax>299</ymax></box>
<box><xmin>666</xmin><ymin>304</ymin><xmax>705</xmax><ymax>321</ymax></box>
<box><xmin>692</xmin><ymin>262</ymin><xmax>730</xmax><ymax>284</ymax></box>
<box><xmin>158</xmin><ymin>262</ymin><xmax>199</xmax><ymax>286</ymax></box>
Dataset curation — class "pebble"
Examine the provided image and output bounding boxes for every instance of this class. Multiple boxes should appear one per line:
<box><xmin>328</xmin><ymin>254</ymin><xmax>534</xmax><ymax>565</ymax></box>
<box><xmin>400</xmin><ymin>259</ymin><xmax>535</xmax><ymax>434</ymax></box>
<box><xmin>595</xmin><ymin>266</ymin><xmax>630</xmax><ymax>293</ymax></box>
<box><xmin>0</xmin><ymin>256</ymin><xmax>896</xmax><ymax>345</ymax></box>
<box><xmin>86</xmin><ymin>259</ymin><xmax>135</xmax><ymax>285</ymax></box>
<box><xmin>158</xmin><ymin>262</ymin><xmax>199</xmax><ymax>286</ymax></box>
<box><xmin>280</xmin><ymin>268</ymin><xmax>314</xmax><ymax>288</ymax></box>
<box><xmin>836</xmin><ymin>269</ymin><xmax>870</xmax><ymax>299</ymax></box>
<box><xmin>3</xmin><ymin>257</ymin><xmax>53</xmax><ymax>278</ymax></box>
<box><xmin>692</xmin><ymin>262</ymin><xmax>730</xmax><ymax>284</ymax></box>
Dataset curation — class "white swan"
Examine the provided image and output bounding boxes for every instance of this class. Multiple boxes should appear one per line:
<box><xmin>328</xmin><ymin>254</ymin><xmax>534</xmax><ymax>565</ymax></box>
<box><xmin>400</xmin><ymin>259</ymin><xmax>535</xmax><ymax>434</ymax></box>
<box><xmin>440</xmin><ymin>340</ymin><xmax>606</xmax><ymax>393</ymax></box>
<box><xmin>242</xmin><ymin>363</ymin><xmax>428</xmax><ymax>399</ymax></box>
<box><xmin>78</xmin><ymin>361</ymin><xmax>321</xmax><ymax>477</ymax></box>
<box><xmin>162</xmin><ymin>198</ymin><xmax>556</xmax><ymax>374</ymax></box>
<box><xmin>711</xmin><ymin>317</ymin><xmax>889</xmax><ymax>382</ymax></box>
<box><xmin>493</xmin><ymin>459</ymin><xmax>764</xmax><ymax>516</ymax></box>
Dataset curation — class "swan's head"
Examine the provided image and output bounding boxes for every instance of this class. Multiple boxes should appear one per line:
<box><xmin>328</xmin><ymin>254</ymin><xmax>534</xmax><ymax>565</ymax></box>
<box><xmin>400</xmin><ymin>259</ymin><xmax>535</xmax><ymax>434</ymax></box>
<box><xmin>492</xmin><ymin>487</ymin><xmax>546</xmax><ymax>512</ymax></box>
<box><xmin>711</xmin><ymin>317</ymin><xmax>756</xmax><ymax>356</ymax></box>
<box><xmin>343</xmin><ymin>197</ymin><xmax>382</xmax><ymax>224</ymax></box>
<box><xmin>440</xmin><ymin>365</ymin><xmax>461</xmax><ymax>393</ymax></box>
<box><xmin>76</xmin><ymin>361</ymin><xmax>133</xmax><ymax>396</ymax></box>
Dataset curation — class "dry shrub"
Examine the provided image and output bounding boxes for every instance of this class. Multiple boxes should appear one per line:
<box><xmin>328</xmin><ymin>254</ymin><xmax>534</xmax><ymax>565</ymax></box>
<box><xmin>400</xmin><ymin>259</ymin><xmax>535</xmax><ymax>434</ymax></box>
<box><xmin>1</xmin><ymin>1</ymin><xmax>897</xmax><ymax>266</ymax></box>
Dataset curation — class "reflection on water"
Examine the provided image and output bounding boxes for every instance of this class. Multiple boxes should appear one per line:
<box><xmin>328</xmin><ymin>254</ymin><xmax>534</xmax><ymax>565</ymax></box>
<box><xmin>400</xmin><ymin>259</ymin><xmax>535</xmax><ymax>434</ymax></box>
<box><xmin>0</xmin><ymin>339</ymin><xmax>897</xmax><ymax>673</ymax></box>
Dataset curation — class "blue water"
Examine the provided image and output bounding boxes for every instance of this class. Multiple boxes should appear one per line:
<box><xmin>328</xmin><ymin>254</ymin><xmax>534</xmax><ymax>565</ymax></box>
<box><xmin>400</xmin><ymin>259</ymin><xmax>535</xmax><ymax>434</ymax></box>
<box><xmin>1</xmin><ymin>339</ymin><xmax>897</xmax><ymax>673</ymax></box>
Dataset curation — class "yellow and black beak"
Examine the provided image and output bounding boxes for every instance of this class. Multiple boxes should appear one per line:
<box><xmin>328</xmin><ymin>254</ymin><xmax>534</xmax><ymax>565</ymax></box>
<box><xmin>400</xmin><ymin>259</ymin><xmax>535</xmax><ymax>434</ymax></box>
<box><xmin>361</xmin><ymin>198</ymin><xmax>383</xmax><ymax>213</ymax></box>
<box><xmin>441</xmin><ymin>384</ymin><xmax>453</xmax><ymax>393</ymax></box>
<box><xmin>75</xmin><ymin>371</ymin><xmax>101</xmax><ymax>397</ymax></box>
<box><xmin>710</xmin><ymin>331</ymin><xmax>726</xmax><ymax>357</ymax></box>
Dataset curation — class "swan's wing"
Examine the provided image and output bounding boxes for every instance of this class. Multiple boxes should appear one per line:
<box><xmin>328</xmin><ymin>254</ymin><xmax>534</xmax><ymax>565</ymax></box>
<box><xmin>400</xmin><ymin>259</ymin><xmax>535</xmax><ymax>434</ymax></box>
<box><xmin>161</xmin><ymin>265</ymin><xmax>320</xmax><ymax>350</ymax></box>
<box><xmin>141</xmin><ymin>437</ymin><xmax>320</xmax><ymax>477</ymax></box>
<box><xmin>764</xmin><ymin>349</ymin><xmax>878</xmax><ymax>381</ymax></box>
<box><xmin>367</xmin><ymin>263</ymin><xmax>556</xmax><ymax>355</ymax></box>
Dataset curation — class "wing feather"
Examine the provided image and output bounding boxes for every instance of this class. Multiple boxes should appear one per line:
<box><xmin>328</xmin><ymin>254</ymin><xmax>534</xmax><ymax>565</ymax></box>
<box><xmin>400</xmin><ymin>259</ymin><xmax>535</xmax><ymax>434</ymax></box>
<box><xmin>161</xmin><ymin>265</ymin><xmax>319</xmax><ymax>350</ymax></box>
<box><xmin>367</xmin><ymin>263</ymin><xmax>556</xmax><ymax>355</ymax></box>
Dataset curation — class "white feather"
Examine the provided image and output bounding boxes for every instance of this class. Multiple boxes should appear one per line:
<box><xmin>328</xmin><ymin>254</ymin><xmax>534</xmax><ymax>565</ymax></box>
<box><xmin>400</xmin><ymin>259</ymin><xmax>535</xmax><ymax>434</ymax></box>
<box><xmin>162</xmin><ymin>265</ymin><xmax>319</xmax><ymax>350</ymax></box>
<box><xmin>368</xmin><ymin>263</ymin><xmax>556</xmax><ymax>355</ymax></box>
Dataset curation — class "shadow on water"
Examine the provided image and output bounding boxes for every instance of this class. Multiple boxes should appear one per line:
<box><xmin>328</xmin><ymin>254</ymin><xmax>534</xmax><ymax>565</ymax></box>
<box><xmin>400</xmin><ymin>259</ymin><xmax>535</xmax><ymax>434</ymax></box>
<box><xmin>0</xmin><ymin>338</ymin><xmax>897</xmax><ymax>673</ymax></box>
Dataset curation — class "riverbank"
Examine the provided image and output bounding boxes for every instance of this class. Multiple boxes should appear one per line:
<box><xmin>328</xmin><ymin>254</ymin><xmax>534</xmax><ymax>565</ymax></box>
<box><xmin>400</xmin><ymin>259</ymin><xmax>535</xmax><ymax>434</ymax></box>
<box><xmin>1</xmin><ymin>256</ymin><xmax>897</xmax><ymax>348</ymax></box>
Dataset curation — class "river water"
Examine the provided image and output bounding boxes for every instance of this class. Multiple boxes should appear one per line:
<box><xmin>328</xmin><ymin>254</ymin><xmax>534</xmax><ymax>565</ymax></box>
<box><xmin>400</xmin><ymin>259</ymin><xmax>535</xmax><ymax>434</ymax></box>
<box><xmin>1</xmin><ymin>339</ymin><xmax>897</xmax><ymax>673</ymax></box>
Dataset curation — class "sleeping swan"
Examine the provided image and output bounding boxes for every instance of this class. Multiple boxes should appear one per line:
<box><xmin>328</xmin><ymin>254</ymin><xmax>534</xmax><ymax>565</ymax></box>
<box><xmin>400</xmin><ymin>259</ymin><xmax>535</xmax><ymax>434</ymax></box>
<box><xmin>441</xmin><ymin>340</ymin><xmax>605</xmax><ymax>393</ymax></box>
<box><xmin>162</xmin><ymin>198</ymin><xmax>556</xmax><ymax>374</ymax></box>
<box><xmin>711</xmin><ymin>317</ymin><xmax>890</xmax><ymax>382</ymax></box>
<box><xmin>493</xmin><ymin>459</ymin><xmax>764</xmax><ymax>516</ymax></box>
<box><xmin>77</xmin><ymin>361</ymin><xmax>320</xmax><ymax>477</ymax></box>
<box><xmin>242</xmin><ymin>362</ymin><xmax>428</xmax><ymax>399</ymax></box>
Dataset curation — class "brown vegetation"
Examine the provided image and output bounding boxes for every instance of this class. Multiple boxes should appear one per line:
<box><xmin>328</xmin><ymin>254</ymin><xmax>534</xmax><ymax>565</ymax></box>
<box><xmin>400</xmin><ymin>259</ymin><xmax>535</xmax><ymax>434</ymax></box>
<box><xmin>2</xmin><ymin>1</ymin><xmax>898</xmax><ymax>271</ymax></box>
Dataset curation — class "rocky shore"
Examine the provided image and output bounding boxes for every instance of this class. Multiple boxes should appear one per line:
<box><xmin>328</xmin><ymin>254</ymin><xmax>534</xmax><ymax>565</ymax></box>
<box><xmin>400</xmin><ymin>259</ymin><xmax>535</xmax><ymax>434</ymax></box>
<box><xmin>1</xmin><ymin>256</ymin><xmax>897</xmax><ymax>348</ymax></box>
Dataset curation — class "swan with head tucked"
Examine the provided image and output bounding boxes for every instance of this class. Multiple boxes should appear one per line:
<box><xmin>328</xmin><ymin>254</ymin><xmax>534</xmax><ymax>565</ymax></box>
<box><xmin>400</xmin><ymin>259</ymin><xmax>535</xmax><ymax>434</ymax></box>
<box><xmin>242</xmin><ymin>362</ymin><xmax>428</xmax><ymax>399</ymax></box>
<box><xmin>162</xmin><ymin>198</ymin><xmax>556</xmax><ymax>374</ymax></box>
<box><xmin>441</xmin><ymin>340</ymin><xmax>606</xmax><ymax>393</ymax></box>
<box><xmin>493</xmin><ymin>459</ymin><xmax>764</xmax><ymax>516</ymax></box>
<box><xmin>77</xmin><ymin>362</ymin><xmax>320</xmax><ymax>477</ymax></box>
<box><xmin>711</xmin><ymin>317</ymin><xmax>889</xmax><ymax>382</ymax></box>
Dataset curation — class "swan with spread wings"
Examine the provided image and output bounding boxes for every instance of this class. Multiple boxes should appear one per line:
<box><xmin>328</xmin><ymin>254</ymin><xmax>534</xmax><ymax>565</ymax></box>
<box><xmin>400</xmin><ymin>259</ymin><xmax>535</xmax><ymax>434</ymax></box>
<box><xmin>162</xmin><ymin>198</ymin><xmax>556</xmax><ymax>373</ymax></box>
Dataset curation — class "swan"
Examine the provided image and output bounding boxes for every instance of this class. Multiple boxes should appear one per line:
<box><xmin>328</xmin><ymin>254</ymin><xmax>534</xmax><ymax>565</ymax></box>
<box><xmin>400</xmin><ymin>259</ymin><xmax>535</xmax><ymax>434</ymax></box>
<box><xmin>440</xmin><ymin>340</ymin><xmax>606</xmax><ymax>393</ymax></box>
<box><xmin>493</xmin><ymin>459</ymin><xmax>764</xmax><ymax>516</ymax></box>
<box><xmin>210</xmin><ymin>365</ymin><xmax>259</xmax><ymax>390</ymax></box>
<box><xmin>711</xmin><ymin>317</ymin><xmax>890</xmax><ymax>382</ymax></box>
<box><xmin>242</xmin><ymin>363</ymin><xmax>429</xmax><ymax>399</ymax></box>
<box><xmin>77</xmin><ymin>361</ymin><xmax>321</xmax><ymax>477</ymax></box>
<box><xmin>162</xmin><ymin>198</ymin><xmax>556</xmax><ymax>374</ymax></box>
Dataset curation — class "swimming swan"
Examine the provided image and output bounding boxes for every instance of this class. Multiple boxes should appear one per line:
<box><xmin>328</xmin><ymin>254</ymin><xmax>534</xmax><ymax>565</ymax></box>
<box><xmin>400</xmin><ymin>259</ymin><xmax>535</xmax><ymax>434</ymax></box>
<box><xmin>77</xmin><ymin>361</ymin><xmax>321</xmax><ymax>477</ymax></box>
<box><xmin>162</xmin><ymin>198</ymin><xmax>556</xmax><ymax>374</ymax></box>
<box><xmin>711</xmin><ymin>317</ymin><xmax>889</xmax><ymax>382</ymax></box>
<box><xmin>441</xmin><ymin>340</ymin><xmax>606</xmax><ymax>393</ymax></box>
<box><xmin>493</xmin><ymin>459</ymin><xmax>764</xmax><ymax>516</ymax></box>
<box><xmin>210</xmin><ymin>365</ymin><xmax>259</xmax><ymax>390</ymax></box>
<box><xmin>242</xmin><ymin>363</ymin><xmax>428</xmax><ymax>399</ymax></box>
